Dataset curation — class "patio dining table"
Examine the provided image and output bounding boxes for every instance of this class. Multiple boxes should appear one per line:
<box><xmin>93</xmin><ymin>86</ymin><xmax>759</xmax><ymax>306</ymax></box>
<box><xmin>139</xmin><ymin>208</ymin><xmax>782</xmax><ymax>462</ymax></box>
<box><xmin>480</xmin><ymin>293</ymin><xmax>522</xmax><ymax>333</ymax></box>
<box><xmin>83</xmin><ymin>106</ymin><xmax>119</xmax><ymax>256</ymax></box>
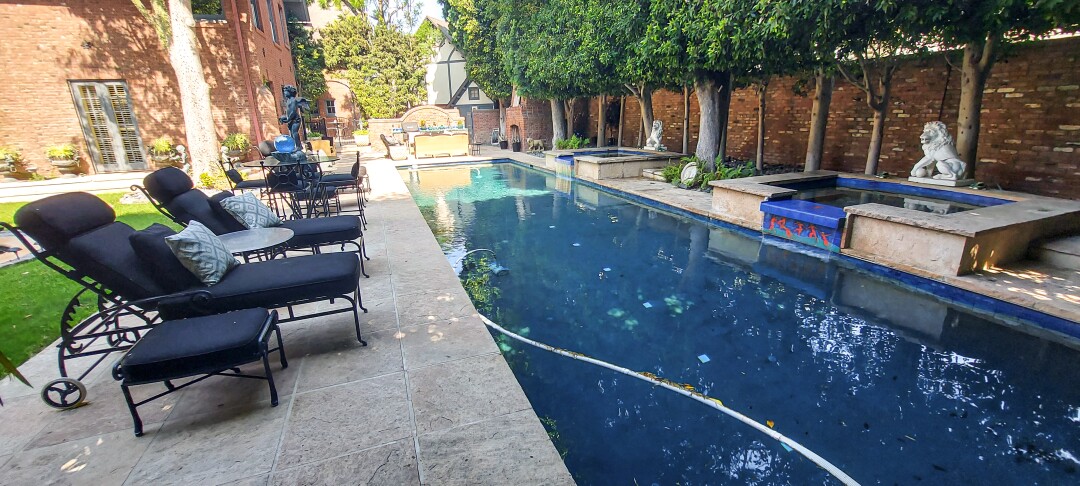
<box><xmin>239</xmin><ymin>155</ymin><xmax>340</xmax><ymax>219</ymax></box>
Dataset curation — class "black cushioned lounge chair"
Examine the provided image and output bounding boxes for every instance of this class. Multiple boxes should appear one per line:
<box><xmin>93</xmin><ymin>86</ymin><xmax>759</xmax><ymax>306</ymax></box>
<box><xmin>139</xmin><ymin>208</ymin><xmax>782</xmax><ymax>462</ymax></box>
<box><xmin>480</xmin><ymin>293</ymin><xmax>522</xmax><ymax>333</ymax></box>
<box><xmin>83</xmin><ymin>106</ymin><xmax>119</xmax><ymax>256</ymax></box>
<box><xmin>136</xmin><ymin>167</ymin><xmax>369</xmax><ymax>277</ymax></box>
<box><xmin>4</xmin><ymin>193</ymin><xmax>366</xmax><ymax>408</ymax></box>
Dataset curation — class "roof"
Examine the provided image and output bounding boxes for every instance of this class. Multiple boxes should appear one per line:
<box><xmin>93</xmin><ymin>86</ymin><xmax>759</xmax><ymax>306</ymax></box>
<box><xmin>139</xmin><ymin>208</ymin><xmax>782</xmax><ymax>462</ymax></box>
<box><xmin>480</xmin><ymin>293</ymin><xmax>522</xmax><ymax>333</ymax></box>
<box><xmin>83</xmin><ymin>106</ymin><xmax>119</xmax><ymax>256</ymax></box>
<box><xmin>425</xmin><ymin>16</ymin><xmax>453</xmax><ymax>44</ymax></box>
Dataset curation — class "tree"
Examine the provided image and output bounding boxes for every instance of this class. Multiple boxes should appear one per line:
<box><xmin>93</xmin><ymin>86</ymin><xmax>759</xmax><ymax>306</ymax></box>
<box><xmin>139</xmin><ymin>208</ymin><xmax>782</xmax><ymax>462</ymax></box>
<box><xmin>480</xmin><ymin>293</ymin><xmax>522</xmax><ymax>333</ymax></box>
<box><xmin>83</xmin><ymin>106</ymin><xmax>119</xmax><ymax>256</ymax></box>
<box><xmin>313</xmin><ymin>0</ymin><xmax>421</xmax><ymax>31</ymax></box>
<box><xmin>287</xmin><ymin>18</ymin><xmax>327</xmax><ymax>101</ymax></box>
<box><xmin>343</xmin><ymin>24</ymin><xmax>431</xmax><ymax>118</ymax></box>
<box><xmin>320</xmin><ymin>13</ymin><xmax>373</xmax><ymax>71</ymax></box>
<box><xmin>441</xmin><ymin>0</ymin><xmax>513</xmax><ymax>135</ymax></box>
<box><xmin>832</xmin><ymin>1</ymin><xmax>937</xmax><ymax>175</ymax></box>
<box><xmin>132</xmin><ymin>0</ymin><xmax>217</xmax><ymax>179</ymax></box>
<box><xmin>935</xmin><ymin>1</ymin><xmax>1080</xmax><ymax>178</ymax></box>
<box><xmin>645</xmin><ymin>0</ymin><xmax>752</xmax><ymax>171</ymax></box>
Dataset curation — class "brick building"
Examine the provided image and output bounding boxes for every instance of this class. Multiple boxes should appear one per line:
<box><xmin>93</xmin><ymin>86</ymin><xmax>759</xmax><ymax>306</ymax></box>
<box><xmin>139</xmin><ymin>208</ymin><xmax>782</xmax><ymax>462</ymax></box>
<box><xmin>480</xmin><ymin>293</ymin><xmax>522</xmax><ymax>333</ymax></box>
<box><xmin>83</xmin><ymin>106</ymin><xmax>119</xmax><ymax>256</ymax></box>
<box><xmin>0</xmin><ymin>0</ymin><xmax>297</xmax><ymax>176</ymax></box>
<box><xmin>582</xmin><ymin>37</ymin><xmax>1080</xmax><ymax>199</ymax></box>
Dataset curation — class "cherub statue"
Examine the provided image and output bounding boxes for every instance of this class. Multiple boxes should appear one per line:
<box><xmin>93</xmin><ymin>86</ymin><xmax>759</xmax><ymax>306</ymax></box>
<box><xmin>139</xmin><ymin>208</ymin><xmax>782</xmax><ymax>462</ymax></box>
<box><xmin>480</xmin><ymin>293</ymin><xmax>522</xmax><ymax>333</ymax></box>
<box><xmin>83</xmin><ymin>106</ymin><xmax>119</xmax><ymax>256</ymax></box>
<box><xmin>278</xmin><ymin>85</ymin><xmax>311</xmax><ymax>149</ymax></box>
<box><xmin>644</xmin><ymin>120</ymin><xmax>663</xmax><ymax>151</ymax></box>
<box><xmin>911</xmin><ymin>121</ymin><xmax>967</xmax><ymax>180</ymax></box>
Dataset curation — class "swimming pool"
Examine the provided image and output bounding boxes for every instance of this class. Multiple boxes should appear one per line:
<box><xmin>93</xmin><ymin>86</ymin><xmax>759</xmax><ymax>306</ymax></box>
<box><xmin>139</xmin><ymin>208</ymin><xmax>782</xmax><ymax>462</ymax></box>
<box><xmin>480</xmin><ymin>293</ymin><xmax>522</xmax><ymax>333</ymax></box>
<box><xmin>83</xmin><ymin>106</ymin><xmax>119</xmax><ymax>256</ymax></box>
<box><xmin>402</xmin><ymin>162</ymin><xmax>1080</xmax><ymax>485</ymax></box>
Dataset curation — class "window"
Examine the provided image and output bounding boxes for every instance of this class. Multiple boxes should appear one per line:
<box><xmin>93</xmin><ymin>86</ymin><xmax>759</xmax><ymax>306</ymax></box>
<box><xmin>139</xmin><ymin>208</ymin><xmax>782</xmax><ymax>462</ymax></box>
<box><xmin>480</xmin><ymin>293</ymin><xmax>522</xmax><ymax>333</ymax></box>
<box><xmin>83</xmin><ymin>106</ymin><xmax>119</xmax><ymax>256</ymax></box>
<box><xmin>193</xmin><ymin>0</ymin><xmax>224</xmax><ymax>19</ymax></box>
<box><xmin>279</xmin><ymin>6</ymin><xmax>289</xmax><ymax>45</ymax></box>
<box><xmin>250</xmin><ymin>0</ymin><xmax>263</xmax><ymax>31</ymax></box>
<box><xmin>468</xmin><ymin>87</ymin><xmax>480</xmax><ymax>101</ymax></box>
<box><xmin>325</xmin><ymin>100</ymin><xmax>337</xmax><ymax>117</ymax></box>
<box><xmin>267</xmin><ymin>0</ymin><xmax>279</xmax><ymax>43</ymax></box>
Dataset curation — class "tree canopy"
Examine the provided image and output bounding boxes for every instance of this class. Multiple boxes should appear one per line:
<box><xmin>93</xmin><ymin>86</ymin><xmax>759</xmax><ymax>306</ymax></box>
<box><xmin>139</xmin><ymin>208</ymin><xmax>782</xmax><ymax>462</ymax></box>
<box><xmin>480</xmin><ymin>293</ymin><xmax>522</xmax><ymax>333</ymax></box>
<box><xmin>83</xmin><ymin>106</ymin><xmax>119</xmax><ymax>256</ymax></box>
<box><xmin>287</xmin><ymin>18</ymin><xmax>327</xmax><ymax>101</ymax></box>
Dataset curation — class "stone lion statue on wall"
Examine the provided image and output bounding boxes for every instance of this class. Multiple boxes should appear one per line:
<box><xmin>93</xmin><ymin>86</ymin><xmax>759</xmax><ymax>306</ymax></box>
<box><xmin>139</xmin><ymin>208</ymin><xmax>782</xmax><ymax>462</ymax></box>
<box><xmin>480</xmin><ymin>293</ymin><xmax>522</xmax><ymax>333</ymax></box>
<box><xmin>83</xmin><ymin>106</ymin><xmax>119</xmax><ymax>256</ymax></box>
<box><xmin>910</xmin><ymin>121</ymin><xmax>967</xmax><ymax>180</ymax></box>
<box><xmin>644</xmin><ymin>120</ymin><xmax>663</xmax><ymax>151</ymax></box>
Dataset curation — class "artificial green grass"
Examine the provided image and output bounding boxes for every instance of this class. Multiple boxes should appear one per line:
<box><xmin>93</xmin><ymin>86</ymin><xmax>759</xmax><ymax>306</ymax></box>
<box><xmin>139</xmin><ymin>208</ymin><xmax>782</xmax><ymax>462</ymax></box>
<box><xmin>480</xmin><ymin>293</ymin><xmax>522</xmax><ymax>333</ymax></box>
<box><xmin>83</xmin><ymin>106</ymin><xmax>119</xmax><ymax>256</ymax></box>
<box><xmin>0</xmin><ymin>192</ymin><xmax>178</xmax><ymax>373</ymax></box>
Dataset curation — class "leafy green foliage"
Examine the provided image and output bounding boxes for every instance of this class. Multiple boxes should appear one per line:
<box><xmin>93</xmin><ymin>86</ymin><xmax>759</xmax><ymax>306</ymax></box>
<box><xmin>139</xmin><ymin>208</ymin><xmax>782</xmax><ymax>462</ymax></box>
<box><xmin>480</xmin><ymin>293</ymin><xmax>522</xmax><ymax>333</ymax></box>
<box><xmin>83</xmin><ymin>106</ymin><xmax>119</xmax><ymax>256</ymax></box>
<box><xmin>43</xmin><ymin>144</ymin><xmax>77</xmax><ymax>160</ymax></box>
<box><xmin>321</xmin><ymin>14</ymin><xmax>373</xmax><ymax>71</ymax></box>
<box><xmin>660</xmin><ymin>163</ymin><xmax>682</xmax><ymax>183</ymax></box>
<box><xmin>717</xmin><ymin>160</ymin><xmax>755</xmax><ymax>180</ymax></box>
<box><xmin>287</xmin><ymin>19</ymin><xmax>328</xmax><ymax>101</ymax></box>
<box><xmin>221</xmin><ymin>133</ymin><xmax>250</xmax><ymax>151</ymax></box>
<box><xmin>554</xmin><ymin>135</ymin><xmax>589</xmax><ymax>150</ymax></box>
<box><xmin>148</xmin><ymin>136</ymin><xmax>175</xmax><ymax>155</ymax></box>
<box><xmin>441</xmin><ymin>0</ymin><xmax>512</xmax><ymax>100</ymax></box>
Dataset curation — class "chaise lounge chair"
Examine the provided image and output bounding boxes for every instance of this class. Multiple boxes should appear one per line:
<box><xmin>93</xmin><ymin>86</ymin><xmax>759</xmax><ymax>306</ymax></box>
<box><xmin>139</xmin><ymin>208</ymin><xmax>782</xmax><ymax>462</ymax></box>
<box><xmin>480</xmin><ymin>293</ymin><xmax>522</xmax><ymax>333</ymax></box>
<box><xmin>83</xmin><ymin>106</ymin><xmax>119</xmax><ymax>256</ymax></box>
<box><xmin>5</xmin><ymin>192</ymin><xmax>366</xmax><ymax>408</ymax></box>
<box><xmin>136</xmin><ymin>167</ymin><xmax>370</xmax><ymax>277</ymax></box>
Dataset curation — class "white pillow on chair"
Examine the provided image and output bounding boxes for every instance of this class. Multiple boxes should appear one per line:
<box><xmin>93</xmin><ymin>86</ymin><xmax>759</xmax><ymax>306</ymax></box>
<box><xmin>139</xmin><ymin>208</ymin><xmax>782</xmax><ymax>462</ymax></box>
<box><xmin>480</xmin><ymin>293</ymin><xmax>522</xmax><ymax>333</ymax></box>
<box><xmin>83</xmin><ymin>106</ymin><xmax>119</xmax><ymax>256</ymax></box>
<box><xmin>219</xmin><ymin>192</ymin><xmax>283</xmax><ymax>229</ymax></box>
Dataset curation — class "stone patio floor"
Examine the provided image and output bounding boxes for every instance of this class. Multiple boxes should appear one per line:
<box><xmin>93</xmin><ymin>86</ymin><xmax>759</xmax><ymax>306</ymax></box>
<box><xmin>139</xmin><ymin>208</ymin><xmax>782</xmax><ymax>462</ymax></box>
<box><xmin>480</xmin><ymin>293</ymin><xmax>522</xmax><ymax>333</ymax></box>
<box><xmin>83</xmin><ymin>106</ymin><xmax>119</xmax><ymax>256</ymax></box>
<box><xmin>0</xmin><ymin>150</ymin><xmax>573</xmax><ymax>485</ymax></box>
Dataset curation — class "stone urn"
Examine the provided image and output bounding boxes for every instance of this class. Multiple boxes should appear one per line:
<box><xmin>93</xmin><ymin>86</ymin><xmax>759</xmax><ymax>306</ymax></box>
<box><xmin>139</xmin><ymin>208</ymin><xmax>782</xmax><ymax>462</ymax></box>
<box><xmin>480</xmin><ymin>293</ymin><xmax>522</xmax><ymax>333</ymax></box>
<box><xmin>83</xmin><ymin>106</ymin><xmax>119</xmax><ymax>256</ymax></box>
<box><xmin>354</xmin><ymin>133</ymin><xmax>370</xmax><ymax>146</ymax></box>
<box><xmin>49</xmin><ymin>157</ymin><xmax>81</xmax><ymax>176</ymax></box>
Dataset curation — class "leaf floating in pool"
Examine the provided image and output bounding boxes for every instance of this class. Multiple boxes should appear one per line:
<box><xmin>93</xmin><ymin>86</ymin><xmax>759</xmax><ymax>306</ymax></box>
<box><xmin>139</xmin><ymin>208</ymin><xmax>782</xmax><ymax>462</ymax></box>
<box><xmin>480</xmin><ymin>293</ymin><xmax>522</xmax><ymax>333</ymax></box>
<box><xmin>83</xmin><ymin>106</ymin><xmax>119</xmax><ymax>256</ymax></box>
<box><xmin>697</xmin><ymin>354</ymin><xmax>710</xmax><ymax>363</ymax></box>
<box><xmin>572</xmin><ymin>243</ymin><xmax>581</xmax><ymax>247</ymax></box>
<box><xmin>642</xmin><ymin>302</ymin><xmax>653</xmax><ymax>309</ymax></box>
<box><xmin>767</xmin><ymin>420</ymin><xmax>775</xmax><ymax>429</ymax></box>
<box><xmin>549</xmin><ymin>225</ymin><xmax>556</xmax><ymax>229</ymax></box>
<box><xmin>603</xmin><ymin>267</ymin><xmax>612</xmax><ymax>272</ymax></box>
<box><xmin>780</xmin><ymin>442</ymin><xmax>793</xmax><ymax>453</ymax></box>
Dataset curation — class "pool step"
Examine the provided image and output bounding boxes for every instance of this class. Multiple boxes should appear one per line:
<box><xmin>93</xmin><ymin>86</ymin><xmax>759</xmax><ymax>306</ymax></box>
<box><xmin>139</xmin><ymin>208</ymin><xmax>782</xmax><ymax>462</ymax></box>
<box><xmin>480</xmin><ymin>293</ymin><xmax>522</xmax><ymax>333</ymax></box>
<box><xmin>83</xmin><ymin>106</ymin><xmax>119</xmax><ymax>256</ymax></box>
<box><xmin>642</xmin><ymin>168</ymin><xmax>666</xmax><ymax>181</ymax></box>
<box><xmin>1032</xmin><ymin>235</ymin><xmax>1080</xmax><ymax>270</ymax></box>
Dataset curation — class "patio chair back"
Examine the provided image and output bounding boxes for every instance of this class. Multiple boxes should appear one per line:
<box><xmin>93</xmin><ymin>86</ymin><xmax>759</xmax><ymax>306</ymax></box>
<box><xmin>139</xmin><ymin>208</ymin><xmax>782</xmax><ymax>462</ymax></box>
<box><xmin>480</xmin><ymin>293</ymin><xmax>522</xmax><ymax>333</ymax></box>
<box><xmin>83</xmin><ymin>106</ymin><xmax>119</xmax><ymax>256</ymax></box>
<box><xmin>13</xmin><ymin>193</ymin><xmax>166</xmax><ymax>300</ymax></box>
<box><xmin>141</xmin><ymin>168</ymin><xmax>246</xmax><ymax>235</ymax></box>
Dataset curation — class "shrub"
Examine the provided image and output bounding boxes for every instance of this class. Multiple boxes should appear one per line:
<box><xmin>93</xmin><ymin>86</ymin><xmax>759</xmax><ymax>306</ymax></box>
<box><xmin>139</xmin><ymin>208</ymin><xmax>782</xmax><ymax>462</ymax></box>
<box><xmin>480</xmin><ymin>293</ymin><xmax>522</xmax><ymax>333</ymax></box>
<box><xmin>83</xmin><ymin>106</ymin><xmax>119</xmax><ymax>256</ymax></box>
<box><xmin>149</xmin><ymin>136</ymin><xmax>175</xmax><ymax>156</ymax></box>
<box><xmin>555</xmin><ymin>135</ymin><xmax>589</xmax><ymax>150</ymax></box>
<box><xmin>353</xmin><ymin>129</ymin><xmax>368</xmax><ymax>135</ymax></box>
<box><xmin>222</xmin><ymin>133</ymin><xmax>250</xmax><ymax>151</ymax></box>
<box><xmin>0</xmin><ymin>146</ymin><xmax>24</xmax><ymax>163</ymax></box>
<box><xmin>660</xmin><ymin>164</ymin><xmax>682</xmax><ymax>183</ymax></box>
<box><xmin>198</xmin><ymin>167</ymin><xmax>231</xmax><ymax>190</ymax></box>
<box><xmin>44</xmin><ymin>143</ymin><xmax>78</xmax><ymax>160</ymax></box>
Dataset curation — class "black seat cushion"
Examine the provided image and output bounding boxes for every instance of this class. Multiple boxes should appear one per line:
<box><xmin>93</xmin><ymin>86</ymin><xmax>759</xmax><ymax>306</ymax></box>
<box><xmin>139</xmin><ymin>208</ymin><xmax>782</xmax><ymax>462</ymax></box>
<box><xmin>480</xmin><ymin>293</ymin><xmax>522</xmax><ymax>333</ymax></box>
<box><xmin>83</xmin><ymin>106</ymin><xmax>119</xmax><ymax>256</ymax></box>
<box><xmin>234</xmin><ymin>179</ymin><xmax>268</xmax><ymax>189</ymax></box>
<box><xmin>320</xmin><ymin>173</ymin><xmax>356</xmax><ymax>185</ymax></box>
<box><xmin>143</xmin><ymin>168</ymin><xmax>195</xmax><ymax>205</ymax></box>
<box><xmin>280</xmin><ymin>216</ymin><xmax>362</xmax><ymax>248</ymax></box>
<box><xmin>129</xmin><ymin>223</ymin><xmax>203</xmax><ymax>293</ymax></box>
<box><xmin>161</xmin><ymin>253</ymin><xmax>360</xmax><ymax>317</ymax></box>
<box><xmin>60</xmin><ymin>222</ymin><xmax>167</xmax><ymax>300</ymax></box>
<box><xmin>118</xmin><ymin>308</ymin><xmax>271</xmax><ymax>385</ymax></box>
<box><xmin>14</xmin><ymin>192</ymin><xmax>116</xmax><ymax>250</ymax></box>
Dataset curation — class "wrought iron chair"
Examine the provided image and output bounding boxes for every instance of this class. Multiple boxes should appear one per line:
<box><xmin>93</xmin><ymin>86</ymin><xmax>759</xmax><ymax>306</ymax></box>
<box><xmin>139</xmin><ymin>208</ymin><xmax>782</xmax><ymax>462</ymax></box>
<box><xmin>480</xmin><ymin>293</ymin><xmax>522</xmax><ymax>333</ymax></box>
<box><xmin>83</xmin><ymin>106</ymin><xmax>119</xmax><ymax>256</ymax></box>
<box><xmin>4</xmin><ymin>192</ymin><xmax>367</xmax><ymax>409</ymax></box>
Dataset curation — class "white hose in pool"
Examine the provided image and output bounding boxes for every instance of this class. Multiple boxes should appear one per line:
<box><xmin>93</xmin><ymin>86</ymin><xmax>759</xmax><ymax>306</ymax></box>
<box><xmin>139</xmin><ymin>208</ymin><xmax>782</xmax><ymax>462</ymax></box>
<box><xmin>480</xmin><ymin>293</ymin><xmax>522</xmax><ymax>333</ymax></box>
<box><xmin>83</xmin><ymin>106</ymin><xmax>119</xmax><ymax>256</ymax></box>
<box><xmin>478</xmin><ymin>314</ymin><xmax>861</xmax><ymax>486</ymax></box>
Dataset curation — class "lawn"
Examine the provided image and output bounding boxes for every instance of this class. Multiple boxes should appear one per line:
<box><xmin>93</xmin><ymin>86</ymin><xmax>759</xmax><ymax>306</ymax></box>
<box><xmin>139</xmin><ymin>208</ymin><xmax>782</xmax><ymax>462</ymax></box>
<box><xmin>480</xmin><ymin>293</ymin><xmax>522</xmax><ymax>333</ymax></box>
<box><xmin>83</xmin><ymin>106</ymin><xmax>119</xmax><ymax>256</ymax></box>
<box><xmin>0</xmin><ymin>192</ymin><xmax>177</xmax><ymax>374</ymax></box>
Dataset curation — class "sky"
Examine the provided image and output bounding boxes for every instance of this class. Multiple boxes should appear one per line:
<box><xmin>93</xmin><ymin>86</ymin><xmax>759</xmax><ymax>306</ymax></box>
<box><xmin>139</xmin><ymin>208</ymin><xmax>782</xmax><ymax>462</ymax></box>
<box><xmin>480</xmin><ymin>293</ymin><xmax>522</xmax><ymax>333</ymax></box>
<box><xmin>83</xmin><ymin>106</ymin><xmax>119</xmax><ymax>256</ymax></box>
<box><xmin>420</xmin><ymin>0</ymin><xmax>443</xmax><ymax>21</ymax></box>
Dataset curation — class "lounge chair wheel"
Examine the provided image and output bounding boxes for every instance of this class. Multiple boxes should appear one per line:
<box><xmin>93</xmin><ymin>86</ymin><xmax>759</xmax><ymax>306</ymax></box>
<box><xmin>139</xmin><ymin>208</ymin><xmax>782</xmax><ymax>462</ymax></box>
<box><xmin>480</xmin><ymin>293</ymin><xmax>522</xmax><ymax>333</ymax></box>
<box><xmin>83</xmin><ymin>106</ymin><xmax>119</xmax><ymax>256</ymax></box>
<box><xmin>40</xmin><ymin>377</ymin><xmax>87</xmax><ymax>410</ymax></box>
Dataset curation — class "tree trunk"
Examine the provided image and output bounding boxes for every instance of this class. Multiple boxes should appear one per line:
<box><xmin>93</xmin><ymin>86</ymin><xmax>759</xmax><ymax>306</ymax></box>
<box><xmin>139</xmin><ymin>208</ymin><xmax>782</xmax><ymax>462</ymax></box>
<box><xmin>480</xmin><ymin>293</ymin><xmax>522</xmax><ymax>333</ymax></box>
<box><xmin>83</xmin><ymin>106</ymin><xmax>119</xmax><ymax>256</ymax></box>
<box><xmin>716</xmin><ymin>73</ymin><xmax>732</xmax><ymax>170</ymax></box>
<box><xmin>694</xmin><ymin>77</ymin><xmax>721</xmax><ymax>171</ymax></box>
<box><xmin>756</xmin><ymin>82</ymin><xmax>767</xmax><ymax>172</ymax></box>
<box><xmin>498</xmin><ymin>99</ymin><xmax>508</xmax><ymax>137</ymax></box>
<box><xmin>617</xmin><ymin>95</ymin><xmax>625</xmax><ymax>147</ymax></box>
<box><xmin>564</xmin><ymin>99</ymin><xmax>576</xmax><ymax>137</ymax></box>
<box><xmin>637</xmin><ymin>87</ymin><xmax>654</xmax><ymax>145</ymax></box>
<box><xmin>596</xmin><ymin>94</ymin><xmax>607</xmax><ymax>147</ymax></box>
<box><xmin>168</xmin><ymin>0</ymin><xmax>217</xmax><ymax>178</ymax></box>
<box><xmin>805</xmin><ymin>68</ymin><xmax>833</xmax><ymax>171</ymax></box>
<box><xmin>864</xmin><ymin>76</ymin><xmax>891</xmax><ymax>175</ymax></box>
<box><xmin>682</xmin><ymin>85</ymin><xmax>690</xmax><ymax>154</ymax></box>
<box><xmin>958</xmin><ymin>37</ymin><xmax>996</xmax><ymax>179</ymax></box>
<box><xmin>550</xmin><ymin>98</ymin><xmax>567</xmax><ymax>146</ymax></box>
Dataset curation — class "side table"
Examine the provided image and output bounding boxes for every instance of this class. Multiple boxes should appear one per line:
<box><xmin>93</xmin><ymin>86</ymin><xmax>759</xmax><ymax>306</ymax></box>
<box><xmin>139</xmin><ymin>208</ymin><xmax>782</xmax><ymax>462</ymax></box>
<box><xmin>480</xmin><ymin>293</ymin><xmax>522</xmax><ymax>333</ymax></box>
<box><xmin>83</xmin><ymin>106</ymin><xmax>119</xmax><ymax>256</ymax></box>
<box><xmin>219</xmin><ymin>227</ymin><xmax>294</xmax><ymax>262</ymax></box>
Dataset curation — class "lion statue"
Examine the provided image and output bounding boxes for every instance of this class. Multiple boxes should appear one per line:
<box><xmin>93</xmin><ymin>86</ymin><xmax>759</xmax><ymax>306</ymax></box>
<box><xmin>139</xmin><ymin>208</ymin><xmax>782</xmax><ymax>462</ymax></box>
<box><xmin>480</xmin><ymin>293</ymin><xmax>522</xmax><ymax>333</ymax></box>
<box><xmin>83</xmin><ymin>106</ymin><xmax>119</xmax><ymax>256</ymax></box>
<box><xmin>910</xmin><ymin>121</ymin><xmax>967</xmax><ymax>180</ymax></box>
<box><xmin>527</xmin><ymin>138</ymin><xmax>545</xmax><ymax>152</ymax></box>
<box><xmin>644</xmin><ymin>120</ymin><xmax>663</xmax><ymax>151</ymax></box>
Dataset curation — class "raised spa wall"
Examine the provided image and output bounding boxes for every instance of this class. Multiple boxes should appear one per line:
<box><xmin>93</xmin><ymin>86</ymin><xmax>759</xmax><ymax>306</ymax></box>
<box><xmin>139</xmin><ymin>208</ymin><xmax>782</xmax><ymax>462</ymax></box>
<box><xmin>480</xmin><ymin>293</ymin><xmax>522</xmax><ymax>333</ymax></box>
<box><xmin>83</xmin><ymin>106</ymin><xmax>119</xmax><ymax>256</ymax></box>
<box><xmin>710</xmin><ymin>171</ymin><xmax>1080</xmax><ymax>276</ymax></box>
<box><xmin>544</xmin><ymin>147</ymin><xmax>684</xmax><ymax>179</ymax></box>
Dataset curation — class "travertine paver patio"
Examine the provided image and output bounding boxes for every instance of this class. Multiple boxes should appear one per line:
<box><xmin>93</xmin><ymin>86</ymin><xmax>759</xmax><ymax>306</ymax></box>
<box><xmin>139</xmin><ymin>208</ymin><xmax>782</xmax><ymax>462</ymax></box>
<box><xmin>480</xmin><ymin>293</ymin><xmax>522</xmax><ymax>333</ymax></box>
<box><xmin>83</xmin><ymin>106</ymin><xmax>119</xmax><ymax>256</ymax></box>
<box><xmin>0</xmin><ymin>150</ymin><xmax>573</xmax><ymax>485</ymax></box>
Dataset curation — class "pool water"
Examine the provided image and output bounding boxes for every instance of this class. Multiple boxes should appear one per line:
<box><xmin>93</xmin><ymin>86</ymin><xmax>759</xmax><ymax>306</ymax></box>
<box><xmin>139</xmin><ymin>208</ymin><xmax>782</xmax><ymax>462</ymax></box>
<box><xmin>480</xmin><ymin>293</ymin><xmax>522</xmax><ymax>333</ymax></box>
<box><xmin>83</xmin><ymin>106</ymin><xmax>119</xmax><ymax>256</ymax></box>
<box><xmin>575</xmin><ymin>149</ymin><xmax>654</xmax><ymax>158</ymax></box>
<box><xmin>402</xmin><ymin>163</ymin><xmax>1080</xmax><ymax>485</ymax></box>
<box><xmin>792</xmin><ymin>186</ymin><xmax>981</xmax><ymax>214</ymax></box>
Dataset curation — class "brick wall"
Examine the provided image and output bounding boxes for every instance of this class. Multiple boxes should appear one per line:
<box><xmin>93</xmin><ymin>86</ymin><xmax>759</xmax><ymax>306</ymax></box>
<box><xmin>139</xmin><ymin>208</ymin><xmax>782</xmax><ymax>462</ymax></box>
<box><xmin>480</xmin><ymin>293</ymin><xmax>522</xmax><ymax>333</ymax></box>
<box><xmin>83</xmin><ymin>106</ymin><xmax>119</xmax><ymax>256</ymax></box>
<box><xmin>0</xmin><ymin>0</ymin><xmax>295</xmax><ymax>176</ymax></box>
<box><xmin>582</xmin><ymin>37</ymin><xmax>1080</xmax><ymax>199</ymax></box>
<box><xmin>471</xmin><ymin>108</ymin><xmax>499</xmax><ymax>143</ymax></box>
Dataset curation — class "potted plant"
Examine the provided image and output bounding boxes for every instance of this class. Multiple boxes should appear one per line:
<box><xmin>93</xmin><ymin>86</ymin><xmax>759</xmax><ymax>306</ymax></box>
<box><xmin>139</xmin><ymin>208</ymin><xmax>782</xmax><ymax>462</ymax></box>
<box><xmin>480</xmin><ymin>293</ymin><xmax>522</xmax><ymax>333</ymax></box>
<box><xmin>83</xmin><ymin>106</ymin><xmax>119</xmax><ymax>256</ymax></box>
<box><xmin>149</xmin><ymin>136</ymin><xmax>181</xmax><ymax>168</ymax></box>
<box><xmin>353</xmin><ymin>127</ymin><xmax>369</xmax><ymax>146</ymax></box>
<box><xmin>498</xmin><ymin>133</ymin><xmax>508</xmax><ymax>150</ymax></box>
<box><xmin>44</xmin><ymin>143</ymin><xmax>80</xmax><ymax>175</ymax></box>
<box><xmin>511</xmin><ymin>133</ymin><xmax>522</xmax><ymax>152</ymax></box>
<box><xmin>0</xmin><ymin>146</ymin><xmax>21</xmax><ymax>178</ymax></box>
<box><xmin>222</xmin><ymin>133</ymin><xmax>250</xmax><ymax>158</ymax></box>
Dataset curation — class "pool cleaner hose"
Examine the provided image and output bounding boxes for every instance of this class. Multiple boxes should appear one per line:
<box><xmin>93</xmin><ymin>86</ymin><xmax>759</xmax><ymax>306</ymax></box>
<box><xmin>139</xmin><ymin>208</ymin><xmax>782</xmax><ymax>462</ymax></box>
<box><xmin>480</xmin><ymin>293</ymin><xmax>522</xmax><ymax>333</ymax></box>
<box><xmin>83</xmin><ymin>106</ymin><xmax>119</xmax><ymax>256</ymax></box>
<box><xmin>478</xmin><ymin>314</ymin><xmax>861</xmax><ymax>486</ymax></box>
